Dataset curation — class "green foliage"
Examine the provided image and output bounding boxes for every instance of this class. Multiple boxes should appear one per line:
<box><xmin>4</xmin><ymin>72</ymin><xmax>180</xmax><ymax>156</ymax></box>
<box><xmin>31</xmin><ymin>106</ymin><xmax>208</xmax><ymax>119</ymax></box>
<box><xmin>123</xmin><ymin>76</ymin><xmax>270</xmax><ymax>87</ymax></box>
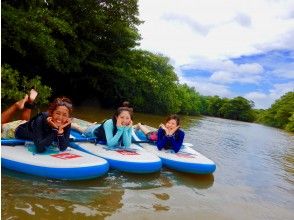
<box><xmin>2</xmin><ymin>0</ymin><xmax>142</xmax><ymax>85</ymax></box>
<box><xmin>2</xmin><ymin>2</ymin><xmax>76</xmax><ymax>72</ymax></box>
<box><xmin>1</xmin><ymin>65</ymin><xmax>24</xmax><ymax>102</ymax></box>
<box><xmin>206</xmin><ymin>96</ymin><xmax>224</xmax><ymax>117</ymax></box>
<box><xmin>285</xmin><ymin>113</ymin><xmax>294</xmax><ymax>132</ymax></box>
<box><xmin>3</xmin><ymin>0</ymin><xmax>288</xmax><ymax>130</ymax></box>
<box><xmin>1</xmin><ymin>65</ymin><xmax>52</xmax><ymax>107</ymax></box>
<box><xmin>219</xmin><ymin>97</ymin><xmax>255</xmax><ymax>122</ymax></box>
<box><xmin>200</xmin><ymin>96</ymin><xmax>255</xmax><ymax>122</ymax></box>
<box><xmin>102</xmin><ymin>50</ymin><xmax>181</xmax><ymax>114</ymax></box>
<box><xmin>256</xmin><ymin>92</ymin><xmax>294</xmax><ymax>131</ymax></box>
<box><xmin>177</xmin><ymin>84</ymin><xmax>202</xmax><ymax>115</ymax></box>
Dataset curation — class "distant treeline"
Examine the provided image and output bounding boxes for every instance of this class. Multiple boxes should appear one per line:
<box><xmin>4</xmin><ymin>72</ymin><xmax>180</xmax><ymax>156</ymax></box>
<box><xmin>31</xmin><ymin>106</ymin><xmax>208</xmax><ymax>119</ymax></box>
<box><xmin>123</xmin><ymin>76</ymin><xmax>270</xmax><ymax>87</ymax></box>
<box><xmin>1</xmin><ymin>0</ymin><xmax>293</xmax><ymax>131</ymax></box>
<box><xmin>254</xmin><ymin>92</ymin><xmax>294</xmax><ymax>132</ymax></box>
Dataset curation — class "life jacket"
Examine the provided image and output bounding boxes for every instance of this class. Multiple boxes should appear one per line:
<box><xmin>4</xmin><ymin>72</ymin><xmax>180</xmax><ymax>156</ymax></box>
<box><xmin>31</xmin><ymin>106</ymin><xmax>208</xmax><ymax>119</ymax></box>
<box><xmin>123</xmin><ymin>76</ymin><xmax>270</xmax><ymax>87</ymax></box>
<box><xmin>94</xmin><ymin>119</ymin><xmax>119</xmax><ymax>143</ymax></box>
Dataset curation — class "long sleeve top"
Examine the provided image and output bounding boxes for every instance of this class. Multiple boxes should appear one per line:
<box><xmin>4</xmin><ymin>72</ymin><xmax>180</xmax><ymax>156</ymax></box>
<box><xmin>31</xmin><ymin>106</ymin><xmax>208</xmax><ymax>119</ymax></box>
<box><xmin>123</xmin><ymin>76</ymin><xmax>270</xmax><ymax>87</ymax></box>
<box><xmin>15</xmin><ymin>112</ymin><xmax>70</xmax><ymax>153</ymax></box>
<box><xmin>103</xmin><ymin>119</ymin><xmax>132</xmax><ymax>148</ymax></box>
<box><xmin>156</xmin><ymin>127</ymin><xmax>185</xmax><ymax>153</ymax></box>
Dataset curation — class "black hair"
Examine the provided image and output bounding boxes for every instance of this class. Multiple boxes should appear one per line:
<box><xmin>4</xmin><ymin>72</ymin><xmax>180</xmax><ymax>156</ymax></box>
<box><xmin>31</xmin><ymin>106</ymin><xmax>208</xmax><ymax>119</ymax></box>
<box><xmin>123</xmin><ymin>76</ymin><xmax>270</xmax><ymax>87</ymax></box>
<box><xmin>112</xmin><ymin>101</ymin><xmax>133</xmax><ymax>121</ymax></box>
<box><xmin>48</xmin><ymin>96</ymin><xmax>73</xmax><ymax>116</ymax></box>
<box><xmin>165</xmin><ymin>114</ymin><xmax>180</xmax><ymax>126</ymax></box>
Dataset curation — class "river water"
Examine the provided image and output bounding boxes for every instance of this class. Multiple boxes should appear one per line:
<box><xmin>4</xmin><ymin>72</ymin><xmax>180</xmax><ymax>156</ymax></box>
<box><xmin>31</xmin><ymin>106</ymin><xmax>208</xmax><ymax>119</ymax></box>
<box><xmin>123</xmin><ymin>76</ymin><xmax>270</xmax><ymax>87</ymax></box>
<box><xmin>2</xmin><ymin>106</ymin><xmax>294</xmax><ymax>220</ymax></box>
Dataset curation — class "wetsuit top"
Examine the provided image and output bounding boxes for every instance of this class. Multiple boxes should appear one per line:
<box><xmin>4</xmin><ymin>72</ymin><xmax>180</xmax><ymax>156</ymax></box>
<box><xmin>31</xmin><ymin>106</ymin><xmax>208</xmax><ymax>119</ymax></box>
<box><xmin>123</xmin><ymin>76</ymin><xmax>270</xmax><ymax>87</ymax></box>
<box><xmin>156</xmin><ymin>127</ymin><xmax>185</xmax><ymax>153</ymax></box>
<box><xmin>15</xmin><ymin>112</ymin><xmax>70</xmax><ymax>153</ymax></box>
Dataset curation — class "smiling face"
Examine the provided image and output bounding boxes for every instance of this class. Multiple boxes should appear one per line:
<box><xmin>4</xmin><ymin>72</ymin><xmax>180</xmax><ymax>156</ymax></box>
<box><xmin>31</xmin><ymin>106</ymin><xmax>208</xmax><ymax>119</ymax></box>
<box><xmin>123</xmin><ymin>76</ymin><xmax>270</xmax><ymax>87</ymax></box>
<box><xmin>165</xmin><ymin>119</ymin><xmax>178</xmax><ymax>132</ymax></box>
<box><xmin>51</xmin><ymin>106</ymin><xmax>70</xmax><ymax>127</ymax></box>
<box><xmin>116</xmin><ymin>110</ymin><xmax>132</xmax><ymax>126</ymax></box>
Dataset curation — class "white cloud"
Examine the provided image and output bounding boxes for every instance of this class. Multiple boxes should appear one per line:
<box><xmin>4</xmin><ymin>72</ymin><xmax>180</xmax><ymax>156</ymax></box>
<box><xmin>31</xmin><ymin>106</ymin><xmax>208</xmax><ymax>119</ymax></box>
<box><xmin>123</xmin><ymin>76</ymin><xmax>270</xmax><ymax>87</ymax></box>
<box><xmin>270</xmin><ymin>64</ymin><xmax>294</xmax><ymax>79</ymax></box>
<box><xmin>175</xmin><ymin>67</ymin><xmax>232</xmax><ymax>97</ymax></box>
<box><xmin>244</xmin><ymin>82</ymin><xmax>294</xmax><ymax>109</ymax></box>
<box><xmin>210</xmin><ymin>70</ymin><xmax>262</xmax><ymax>84</ymax></box>
<box><xmin>209</xmin><ymin>62</ymin><xmax>264</xmax><ymax>84</ymax></box>
<box><xmin>138</xmin><ymin>0</ymin><xmax>294</xmax><ymax>65</ymax></box>
<box><xmin>269</xmin><ymin>82</ymin><xmax>294</xmax><ymax>100</ymax></box>
<box><xmin>181</xmin><ymin>58</ymin><xmax>264</xmax><ymax>84</ymax></box>
<box><xmin>138</xmin><ymin>0</ymin><xmax>294</xmax><ymax>108</ymax></box>
<box><xmin>182</xmin><ymin>58</ymin><xmax>263</xmax><ymax>74</ymax></box>
<box><xmin>235</xmin><ymin>13</ymin><xmax>252</xmax><ymax>27</ymax></box>
<box><xmin>185</xmin><ymin>80</ymin><xmax>233</xmax><ymax>97</ymax></box>
<box><xmin>162</xmin><ymin>14</ymin><xmax>210</xmax><ymax>35</ymax></box>
<box><xmin>244</xmin><ymin>92</ymin><xmax>271</xmax><ymax>109</ymax></box>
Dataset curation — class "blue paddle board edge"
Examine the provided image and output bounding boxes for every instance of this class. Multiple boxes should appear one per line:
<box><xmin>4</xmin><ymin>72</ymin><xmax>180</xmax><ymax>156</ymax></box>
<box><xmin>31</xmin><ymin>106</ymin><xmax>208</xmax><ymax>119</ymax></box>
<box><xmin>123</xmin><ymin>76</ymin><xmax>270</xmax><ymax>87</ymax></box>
<box><xmin>1</xmin><ymin>158</ymin><xmax>109</xmax><ymax>180</ymax></box>
<box><xmin>161</xmin><ymin>157</ymin><xmax>216</xmax><ymax>174</ymax></box>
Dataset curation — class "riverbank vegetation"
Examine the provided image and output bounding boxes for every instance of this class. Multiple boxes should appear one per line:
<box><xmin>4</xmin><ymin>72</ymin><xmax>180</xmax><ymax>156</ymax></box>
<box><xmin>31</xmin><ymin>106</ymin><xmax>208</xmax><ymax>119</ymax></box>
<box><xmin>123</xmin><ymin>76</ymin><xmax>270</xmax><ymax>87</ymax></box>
<box><xmin>1</xmin><ymin>0</ymin><xmax>293</xmax><ymax>131</ymax></box>
<box><xmin>255</xmin><ymin>92</ymin><xmax>294</xmax><ymax>132</ymax></box>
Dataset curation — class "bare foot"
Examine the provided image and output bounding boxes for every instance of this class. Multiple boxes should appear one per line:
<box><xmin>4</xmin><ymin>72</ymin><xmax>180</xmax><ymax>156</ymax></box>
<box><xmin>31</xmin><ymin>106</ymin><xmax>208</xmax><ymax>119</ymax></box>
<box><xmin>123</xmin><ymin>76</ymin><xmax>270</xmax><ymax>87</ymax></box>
<box><xmin>28</xmin><ymin>89</ymin><xmax>38</xmax><ymax>103</ymax></box>
<box><xmin>133</xmin><ymin>123</ymin><xmax>142</xmax><ymax>130</ymax></box>
<box><xmin>15</xmin><ymin>94</ymin><xmax>29</xmax><ymax>110</ymax></box>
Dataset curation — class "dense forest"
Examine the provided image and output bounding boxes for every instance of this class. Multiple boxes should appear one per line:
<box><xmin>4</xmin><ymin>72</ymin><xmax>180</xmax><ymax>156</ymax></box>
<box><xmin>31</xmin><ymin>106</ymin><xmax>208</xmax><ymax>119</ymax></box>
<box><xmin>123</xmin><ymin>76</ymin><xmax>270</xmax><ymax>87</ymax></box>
<box><xmin>1</xmin><ymin>0</ymin><xmax>293</xmax><ymax>131</ymax></box>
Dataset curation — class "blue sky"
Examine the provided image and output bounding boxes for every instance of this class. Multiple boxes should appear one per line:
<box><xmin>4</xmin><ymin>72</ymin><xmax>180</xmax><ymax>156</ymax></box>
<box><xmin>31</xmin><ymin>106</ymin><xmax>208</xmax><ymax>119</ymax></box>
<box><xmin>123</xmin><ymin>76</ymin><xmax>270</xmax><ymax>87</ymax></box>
<box><xmin>137</xmin><ymin>0</ymin><xmax>294</xmax><ymax>109</ymax></box>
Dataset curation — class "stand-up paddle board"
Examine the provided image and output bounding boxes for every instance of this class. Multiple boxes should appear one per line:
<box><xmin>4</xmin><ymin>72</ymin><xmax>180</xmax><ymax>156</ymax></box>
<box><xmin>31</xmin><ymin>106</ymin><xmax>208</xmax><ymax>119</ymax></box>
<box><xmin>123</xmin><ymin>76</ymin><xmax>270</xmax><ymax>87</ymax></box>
<box><xmin>132</xmin><ymin>129</ymin><xmax>216</xmax><ymax>174</ymax></box>
<box><xmin>1</xmin><ymin>139</ymin><xmax>109</xmax><ymax>180</ymax></box>
<box><xmin>70</xmin><ymin>120</ymin><xmax>162</xmax><ymax>174</ymax></box>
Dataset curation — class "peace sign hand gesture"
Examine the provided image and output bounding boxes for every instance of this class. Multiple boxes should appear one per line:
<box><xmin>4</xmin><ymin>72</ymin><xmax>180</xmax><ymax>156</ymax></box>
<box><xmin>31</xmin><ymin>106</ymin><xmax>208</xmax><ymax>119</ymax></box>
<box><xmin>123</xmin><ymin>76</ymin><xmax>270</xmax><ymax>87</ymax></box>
<box><xmin>57</xmin><ymin>118</ymin><xmax>72</xmax><ymax>135</ymax></box>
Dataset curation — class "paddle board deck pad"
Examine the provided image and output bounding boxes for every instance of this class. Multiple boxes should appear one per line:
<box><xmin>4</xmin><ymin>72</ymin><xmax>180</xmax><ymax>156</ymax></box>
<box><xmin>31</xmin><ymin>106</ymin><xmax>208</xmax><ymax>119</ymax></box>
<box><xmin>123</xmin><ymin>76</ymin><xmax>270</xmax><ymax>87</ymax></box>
<box><xmin>132</xmin><ymin>130</ymin><xmax>216</xmax><ymax>174</ymax></box>
<box><xmin>70</xmin><ymin>131</ymin><xmax>162</xmax><ymax>174</ymax></box>
<box><xmin>1</xmin><ymin>141</ymin><xmax>109</xmax><ymax>180</ymax></box>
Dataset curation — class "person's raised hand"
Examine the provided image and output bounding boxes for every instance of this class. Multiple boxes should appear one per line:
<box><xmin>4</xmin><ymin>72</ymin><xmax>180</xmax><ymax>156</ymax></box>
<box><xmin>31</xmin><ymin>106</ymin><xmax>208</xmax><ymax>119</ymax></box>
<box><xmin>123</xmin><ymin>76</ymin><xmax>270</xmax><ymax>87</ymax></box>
<box><xmin>127</xmin><ymin>120</ymin><xmax>133</xmax><ymax>128</ymax></box>
<box><xmin>47</xmin><ymin>117</ymin><xmax>58</xmax><ymax>129</ymax></box>
<box><xmin>160</xmin><ymin>123</ymin><xmax>169</xmax><ymax>135</ymax></box>
<box><xmin>57</xmin><ymin>118</ymin><xmax>72</xmax><ymax>135</ymax></box>
<box><xmin>169</xmin><ymin>125</ymin><xmax>180</xmax><ymax>136</ymax></box>
<box><xmin>60</xmin><ymin>118</ymin><xmax>72</xmax><ymax>129</ymax></box>
<box><xmin>116</xmin><ymin>118</ymin><xmax>123</xmax><ymax>127</ymax></box>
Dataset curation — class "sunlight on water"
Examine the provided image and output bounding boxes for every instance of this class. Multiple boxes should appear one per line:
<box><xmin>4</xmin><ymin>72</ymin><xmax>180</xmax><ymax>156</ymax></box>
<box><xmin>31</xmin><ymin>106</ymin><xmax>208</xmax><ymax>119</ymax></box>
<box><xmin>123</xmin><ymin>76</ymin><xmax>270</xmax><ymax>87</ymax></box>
<box><xmin>2</xmin><ymin>108</ymin><xmax>294</xmax><ymax>220</ymax></box>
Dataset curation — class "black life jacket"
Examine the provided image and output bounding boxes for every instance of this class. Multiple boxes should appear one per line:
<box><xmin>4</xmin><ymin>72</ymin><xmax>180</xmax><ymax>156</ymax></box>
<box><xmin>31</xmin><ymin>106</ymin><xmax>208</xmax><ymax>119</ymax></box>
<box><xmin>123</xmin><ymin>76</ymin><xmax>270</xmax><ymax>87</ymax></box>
<box><xmin>94</xmin><ymin>119</ymin><xmax>119</xmax><ymax>142</ymax></box>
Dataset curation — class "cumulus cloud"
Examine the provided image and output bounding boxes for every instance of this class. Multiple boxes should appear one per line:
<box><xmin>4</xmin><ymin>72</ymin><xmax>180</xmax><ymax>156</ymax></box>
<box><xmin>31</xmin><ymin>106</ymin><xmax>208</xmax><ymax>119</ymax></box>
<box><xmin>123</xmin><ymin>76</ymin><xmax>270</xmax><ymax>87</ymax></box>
<box><xmin>181</xmin><ymin>58</ymin><xmax>264</xmax><ymax>84</ymax></box>
<box><xmin>138</xmin><ymin>0</ymin><xmax>294</xmax><ymax>108</ymax></box>
<box><xmin>138</xmin><ymin>0</ymin><xmax>294</xmax><ymax>64</ymax></box>
<box><xmin>244</xmin><ymin>92</ymin><xmax>272</xmax><ymax>109</ymax></box>
<box><xmin>209</xmin><ymin>62</ymin><xmax>264</xmax><ymax>84</ymax></box>
<box><xmin>235</xmin><ymin>13</ymin><xmax>252</xmax><ymax>27</ymax></box>
<box><xmin>271</xmin><ymin>69</ymin><xmax>294</xmax><ymax>79</ymax></box>
<box><xmin>182</xmin><ymin>78</ymin><xmax>233</xmax><ymax>97</ymax></box>
<box><xmin>269</xmin><ymin>82</ymin><xmax>294</xmax><ymax>100</ymax></box>
<box><xmin>210</xmin><ymin>70</ymin><xmax>262</xmax><ymax>84</ymax></box>
<box><xmin>182</xmin><ymin>58</ymin><xmax>263</xmax><ymax>73</ymax></box>
<box><xmin>162</xmin><ymin>13</ymin><xmax>210</xmax><ymax>35</ymax></box>
<box><xmin>270</xmin><ymin>64</ymin><xmax>294</xmax><ymax>79</ymax></box>
<box><xmin>244</xmin><ymin>82</ymin><xmax>294</xmax><ymax>109</ymax></box>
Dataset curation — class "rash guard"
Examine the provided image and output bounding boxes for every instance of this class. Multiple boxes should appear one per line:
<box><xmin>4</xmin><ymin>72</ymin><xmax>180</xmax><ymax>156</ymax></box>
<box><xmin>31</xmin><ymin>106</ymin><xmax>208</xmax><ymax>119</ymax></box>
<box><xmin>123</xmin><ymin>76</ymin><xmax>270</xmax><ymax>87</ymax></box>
<box><xmin>103</xmin><ymin>119</ymin><xmax>132</xmax><ymax>148</ymax></box>
<box><xmin>156</xmin><ymin>127</ymin><xmax>185</xmax><ymax>153</ymax></box>
<box><xmin>15</xmin><ymin>112</ymin><xmax>70</xmax><ymax>153</ymax></box>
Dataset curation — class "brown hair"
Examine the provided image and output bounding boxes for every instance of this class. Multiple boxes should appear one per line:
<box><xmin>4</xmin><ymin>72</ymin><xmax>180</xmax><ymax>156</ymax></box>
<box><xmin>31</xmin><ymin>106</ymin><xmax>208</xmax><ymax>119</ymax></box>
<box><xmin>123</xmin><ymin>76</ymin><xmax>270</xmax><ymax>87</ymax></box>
<box><xmin>165</xmin><ymin>114</ymin><xmax>180</xmax><ymax>126</ymax></box>
<box><xmin>112</xmin><ymin>101</ymin><xmax>133</xmax><ymax>120</ymax></box>
<box><xmin>48</xmin><ymin>96</ymin><xmax>73</xmax><ymax>116</ymax></box>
